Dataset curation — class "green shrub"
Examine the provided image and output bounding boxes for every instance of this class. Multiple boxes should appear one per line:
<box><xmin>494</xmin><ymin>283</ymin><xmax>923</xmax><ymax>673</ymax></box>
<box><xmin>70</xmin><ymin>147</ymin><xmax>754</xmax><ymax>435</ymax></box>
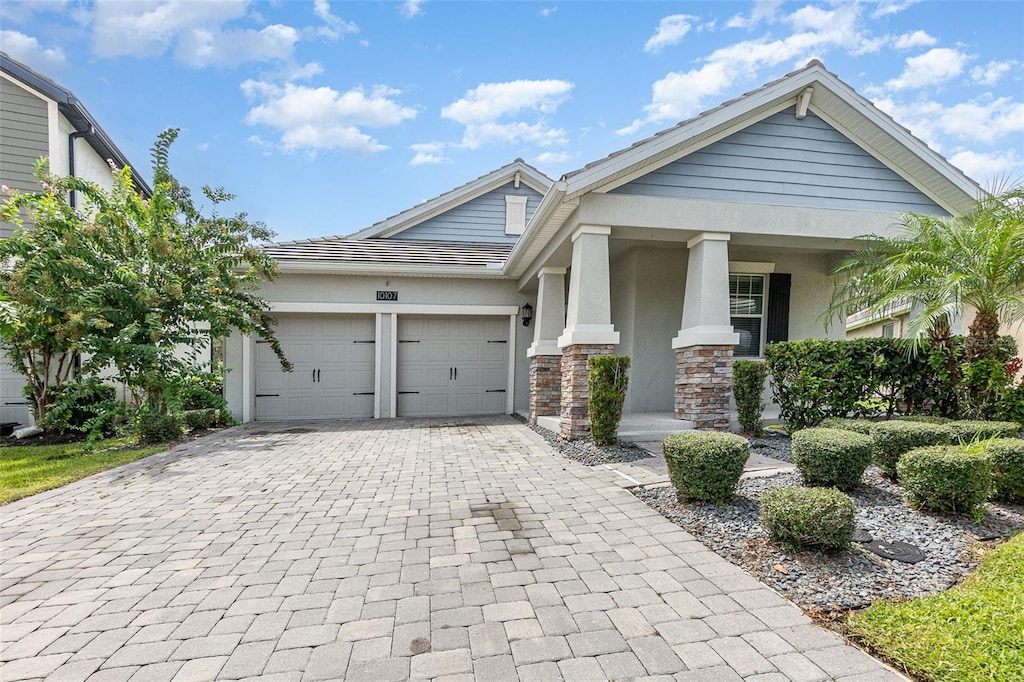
<box><xmin>38</xmin><ymin>378</ymin><xmax>125</xmax><ymax>444</ymax></box>
<box><xmin>999</xmin><ymin>379</ymin><xmax>1024</xmax><ymax>428</ymax></box>
<box><xmin>869</xmin><ymin>420</ymin><xmax>954</xmax><ymax>478</ymax></box>
<box><xmin>137</xmin><ymin>412</ymin><xmax>182</xmax><ymax>443</ymax></box>
<box><xmin>760</xmin><ymin>486</ymin><xmax>855</xmax><ymax>550</ymax></box>
<box><xmin>947</xmin><ymin>420</ymin><xmax>1020</xmax><ymax>442</ymax></box>
<box><xmin>732</xmin><ymin>360</ymin><xmax>768</xmax><ymax>436</ymax></box>
<box><xmin>896</xmin><ymin>415</ymin><xmax>951</xmax><ymax>424</ymax></box>
<box><xmin>662</xmin><ymin>431</ymin><xmax>749</xmax><ymax>504</ymax></box>
<box><xmin>792</xmin><ymin>427</ymin><xmax>873</xmax><ymax>490</ymax></box>
<box><xmin>588</xmin><ymin>355</ymin><xmax>631</xmax><ymax>446</ymax></box>
<box><xmin>180</xmin><ymin>408</ymin><xmax>218</xmax><ymax>431</ymax></box>
<box><xmin>986</xmin><ymin>438</ymin><xmax>1024</xmax><ymax>503</ymax></box>
<box><xmin>897</xmin><ymin>446</ymin><xmax>992</xmax><ymax>516</ymax></box>
<box><xmin>819</xmin><ymin>417</ymin><xmax>877</xmax><ymax>434</ymax></box>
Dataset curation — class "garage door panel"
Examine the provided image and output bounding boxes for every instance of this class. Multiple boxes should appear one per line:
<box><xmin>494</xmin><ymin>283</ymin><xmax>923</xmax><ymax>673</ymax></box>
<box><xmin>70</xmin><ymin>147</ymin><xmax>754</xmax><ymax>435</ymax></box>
<box><xmin>255</xmin><ymin>314</ymin><xmax>375</xmax><ymax>421</ymax></box>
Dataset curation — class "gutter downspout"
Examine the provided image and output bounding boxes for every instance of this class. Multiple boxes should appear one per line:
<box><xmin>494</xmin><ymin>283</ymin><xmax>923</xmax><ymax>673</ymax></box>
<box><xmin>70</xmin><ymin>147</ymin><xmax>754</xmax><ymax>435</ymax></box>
<box><xmin>67</xmin><ymin>127</ymin><xmax>93</xmax><ymax>209</ymax></box>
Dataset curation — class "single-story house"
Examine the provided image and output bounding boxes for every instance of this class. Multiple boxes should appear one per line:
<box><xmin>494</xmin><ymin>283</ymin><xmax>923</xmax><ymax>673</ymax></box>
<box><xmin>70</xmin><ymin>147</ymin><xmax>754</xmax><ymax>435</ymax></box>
<box><xmin>0</xmin><ymin>52</ymin><xmax>151</xmax><ymax>427</ymax></box>
<box><xmin>224</xmin><ymin>60</ymin><xmax>982</xmax><ymax>438</ymax></box>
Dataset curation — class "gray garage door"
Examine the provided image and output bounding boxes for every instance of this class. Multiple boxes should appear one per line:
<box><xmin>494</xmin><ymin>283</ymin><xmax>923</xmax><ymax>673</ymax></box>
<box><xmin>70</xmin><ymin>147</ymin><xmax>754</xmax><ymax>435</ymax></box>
<box><xmin>255</xmin><ymin>315</ymin><xmax>375</xmax><ymax>421</ymax></box>
<box><xmin>397</xmin><ymin>316</ymin><xmax>508</xmax><ymax>417</ymax></box>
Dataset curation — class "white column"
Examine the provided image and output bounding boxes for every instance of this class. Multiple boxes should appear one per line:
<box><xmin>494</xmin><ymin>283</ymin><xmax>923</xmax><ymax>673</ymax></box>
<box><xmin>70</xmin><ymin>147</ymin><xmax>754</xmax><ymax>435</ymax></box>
<box><xmin>527</xmin><ymin>266</ymin><xmax>567</xmax><ymax>357</ymax></box>
<box><xmin>672</xmin><ymin>232</ymin><xmax>740</xmax><ymax>348</ymax></box>
<box><xmin>557</xmin><ymin>226</ymin><xmax>619</xmax><ymax>348</ymax></box>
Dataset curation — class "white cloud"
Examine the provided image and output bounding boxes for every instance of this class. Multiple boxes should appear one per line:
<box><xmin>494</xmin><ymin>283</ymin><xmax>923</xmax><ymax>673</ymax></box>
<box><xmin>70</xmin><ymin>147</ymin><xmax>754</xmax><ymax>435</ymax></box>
<box><xmin>535</xmin><ymin>151</ymin><xmax>572</xmax><ymax>164</ymax></box>
<box><xmin>971</xmin><ymin>60</ymin><xmax>1018</xmax><ymax>86</ymax></box>
<box><xmin>441</xmin><ymin>79</ymin><xmax>574</xmax><ymax>150</ymax></box>
<box><xmin>538</xmin><ymin>6</ymin><xmax>557</xmax><ymax>18</ymax></box>
<box><xmin>400</xmin><ymin>0</ymin><xmax>424</xmax><ymax>19</ymax></box>
<box><xmin>948</xmin><ymin>149</ymin><xmax>1023</xmax><ymax>183</ymax></box>
<box><xmin>242</xmin><ymin>81</ymin><xmax>417</xmax><ymax>155</ymax></box>
<box><xmin>408</xmin><ymin>142</ymin><xmax>450</xmax><ymax>166</ymax></box>
<box><xmin>312</xmin><ymin>0</ymin><xmax>358</xmax><ymax>40</ymax></box>
<box><xmin>892</xmin><ymin>30</ymin><xmax>936</xmax><ymax>50</ymax></box>
<box><xmin>885</xmin><ymin>47</ymin><xmax>970</xmax><ymax>90</ymax></box>
<box><xmin>0</xmin><ymin>30</ymin><xmax>66</xmax><ymax>70</ymax></box>
<box><xmin>0</xmin><ymin>0</ymin><xmax>67</xmax><ymax>24</ymax></box>
<box><xmin>875</xmin><ymin>96</ymin><xmax>1024</xmax><ymax>148</ymax></box>
<box><xmin>871</xmin><ymin>0</ymin><xmax>922</xmax><ymax>18</ymax></box>
<box><xmin>725</xmin><ymin>0</ymin><xmax>783</xmax><ymax>30</ymax></box>
<box><xmin>644</xmin><ymin>14</ymin><xmax>697</xmax><ymax>54</ymax></box>
<box><xmin>619</xmin><ymin>4</ymin><xmax>890</xmax><ymax>134</ymax></box>
<box><xmin>91</xmin><ymin>0</ymin><xmax>301</xmax><ymax>68</ymax></box>
<box><xmin>197</xmin><ymin>142</ymin><xmax>209</xmax><ymax>152</ymax></box>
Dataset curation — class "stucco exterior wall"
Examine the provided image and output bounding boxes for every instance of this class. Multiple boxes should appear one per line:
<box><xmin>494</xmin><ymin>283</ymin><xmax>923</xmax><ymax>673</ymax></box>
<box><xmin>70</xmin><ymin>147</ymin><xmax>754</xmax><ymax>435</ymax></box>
<box><xmin>846</xmin><ymin>316</ymin><xmax>908</xmax><ymax>340</ymax></box>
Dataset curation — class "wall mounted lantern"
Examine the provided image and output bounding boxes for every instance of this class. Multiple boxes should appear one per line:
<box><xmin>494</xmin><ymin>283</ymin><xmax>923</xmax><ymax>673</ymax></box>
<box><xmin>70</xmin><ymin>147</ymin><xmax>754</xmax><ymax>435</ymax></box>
<box><xmin>521</xmin><ymin>302</ymin><xmax>534</xmax><ymax>327</ymax></box>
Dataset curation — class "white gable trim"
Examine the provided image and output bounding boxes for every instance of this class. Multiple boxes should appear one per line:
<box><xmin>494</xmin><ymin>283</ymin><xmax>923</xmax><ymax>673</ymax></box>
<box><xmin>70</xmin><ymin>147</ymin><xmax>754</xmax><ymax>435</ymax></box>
<box><xmin>348</xmin><ymin>161</ymin><xmax>551</xmax><ymax>240</ymax></box>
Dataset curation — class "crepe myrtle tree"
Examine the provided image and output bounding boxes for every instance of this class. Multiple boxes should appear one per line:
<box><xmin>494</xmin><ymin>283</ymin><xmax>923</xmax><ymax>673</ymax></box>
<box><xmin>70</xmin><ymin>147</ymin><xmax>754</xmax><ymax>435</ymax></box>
<box><xmin>825</xmin><ymin>185</ymin><xmax>1024</xmax><ymax>416</ymax></box>
<box><xmin>0</xmin><ymin>128</ymin><xmax>291</xmax><ymax>421</ymax></box>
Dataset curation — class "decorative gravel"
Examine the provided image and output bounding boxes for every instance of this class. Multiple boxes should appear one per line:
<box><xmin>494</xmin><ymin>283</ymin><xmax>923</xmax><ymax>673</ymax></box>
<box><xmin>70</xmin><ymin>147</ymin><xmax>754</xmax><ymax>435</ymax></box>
<box><xmin>514</xmin><ymin>414</ymin><xmax>653</xmax><ymax>466</ymax></box>
<box><xmin>633</xmin><ymin>436</ymin><xmax>1024</xmax><ymax>613</ymax></box>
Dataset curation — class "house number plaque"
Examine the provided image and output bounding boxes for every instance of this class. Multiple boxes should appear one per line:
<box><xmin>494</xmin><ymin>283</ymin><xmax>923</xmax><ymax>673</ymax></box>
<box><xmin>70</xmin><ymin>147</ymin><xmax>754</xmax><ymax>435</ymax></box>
<box><xmin>376</xmin><ymin>290</ymin><xmax>398</xmax><ymax>301</ymax></box>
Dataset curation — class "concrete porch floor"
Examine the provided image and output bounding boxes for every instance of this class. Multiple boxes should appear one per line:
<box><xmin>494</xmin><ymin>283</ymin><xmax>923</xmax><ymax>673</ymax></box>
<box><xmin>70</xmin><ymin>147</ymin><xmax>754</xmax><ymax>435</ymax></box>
<box><xmin>535</xmin><ymin>406</ymin><xmax>783</xmax><ymax>443</ymax></box>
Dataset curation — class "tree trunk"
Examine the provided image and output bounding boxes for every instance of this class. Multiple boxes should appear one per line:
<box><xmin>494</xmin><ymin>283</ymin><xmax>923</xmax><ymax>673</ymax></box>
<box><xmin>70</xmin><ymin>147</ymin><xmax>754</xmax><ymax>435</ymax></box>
<box><xmin>965</xmin><ymin>309</ymin><xmax>1001</xmax><ymax>362</ymax></box>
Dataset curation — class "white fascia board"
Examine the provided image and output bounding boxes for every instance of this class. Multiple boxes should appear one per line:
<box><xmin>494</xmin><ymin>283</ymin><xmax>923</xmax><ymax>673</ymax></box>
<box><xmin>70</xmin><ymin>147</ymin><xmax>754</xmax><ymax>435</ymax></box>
<box><xmin>347</xmin><ymin>162</ymin><xmax>552</xmax><ymax>240</ymax></box>
<box><xmin>274</xmin><ymin>261</ymin><xmax>511</xmax><ymax>279</ymax></box>
<box><xmin>563</xmin><ymin>68</ymin><xmax>822</xmax><ymax>200</ymax></box>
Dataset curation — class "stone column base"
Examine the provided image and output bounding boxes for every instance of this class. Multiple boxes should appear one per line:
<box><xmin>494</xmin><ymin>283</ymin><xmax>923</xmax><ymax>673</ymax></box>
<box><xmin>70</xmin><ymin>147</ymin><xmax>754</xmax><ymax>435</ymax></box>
<box><xmin>675</xmin><ymin>346</ymin><xmax>734</xmax><ymax>430</ymax></box>
<box><xmin>560</xmin><ymin>344</ymin><xmax>615</xmax><ymax>440</ymax></box>
<box><xmin>529</xmin><ymin>355</ymin><xmax>562</xmax><ymax>423</ymax></box>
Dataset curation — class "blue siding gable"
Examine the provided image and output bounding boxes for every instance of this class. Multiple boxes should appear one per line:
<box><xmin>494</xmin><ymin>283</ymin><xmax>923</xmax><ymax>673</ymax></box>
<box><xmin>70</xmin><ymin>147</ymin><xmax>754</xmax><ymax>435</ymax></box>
<box><xmin>389</xmin><ymin>181</ymin><xmax>544</xmax><ymax>244</ymax></box>
<box><xmin>611</xmin><ymin>107</ymin><xmax>946</xmax><ymax>215</ymax></box>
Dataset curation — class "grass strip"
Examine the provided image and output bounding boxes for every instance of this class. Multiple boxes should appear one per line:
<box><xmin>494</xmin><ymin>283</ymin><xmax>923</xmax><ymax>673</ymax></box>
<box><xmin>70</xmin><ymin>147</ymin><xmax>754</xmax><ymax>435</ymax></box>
<box><xmin>848</xmin><ymin>532</ymin><xmax>1024</xmax><ymax>682</ymax></box>
<box><xmin>1</xmin><ymin>438</ymin><xmax>166</xmax><ymax>504</ymax></box>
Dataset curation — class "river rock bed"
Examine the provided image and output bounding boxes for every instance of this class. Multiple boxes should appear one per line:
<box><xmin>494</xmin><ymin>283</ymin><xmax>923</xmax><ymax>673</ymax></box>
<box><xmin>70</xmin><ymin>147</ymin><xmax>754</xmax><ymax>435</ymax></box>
<box><xmin>515</xmin><ymin>416</ymin><xmax>653</xmax><ymax>466</ymax></box>
<box><xmin>633</xmin><ymin>437</ymin><xmax>1024</xmax><ymax>612</ymax></box>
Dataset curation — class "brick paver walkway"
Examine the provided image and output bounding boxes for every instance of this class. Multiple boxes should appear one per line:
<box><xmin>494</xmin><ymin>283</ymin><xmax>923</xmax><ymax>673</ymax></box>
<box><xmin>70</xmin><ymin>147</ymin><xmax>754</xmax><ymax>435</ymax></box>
<box><xmin>1</xmin><ymin>417</ymin><xmax>903</xmax><ymax>681</ymax></box>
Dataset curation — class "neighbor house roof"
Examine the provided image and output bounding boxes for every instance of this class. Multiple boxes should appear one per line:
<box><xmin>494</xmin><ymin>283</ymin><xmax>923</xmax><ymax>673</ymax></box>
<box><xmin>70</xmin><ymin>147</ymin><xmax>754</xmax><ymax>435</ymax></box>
<box><xmin>264</xmin><ymin>238</ymin><xmax>511</xmax><ymax>278</ymax></box>
<box><xmin>347</xmin><ymin>159</ymin><xmax>552</xmax><ymax>240</ymax></box>
<box><xmin>504</xmin><ymin>60</ymin><xmax>984</xmax><ymax>279</ymax></box>
<box><xmin>0</xmin><ymin>52</ymin><xmax>152</xmax><ymax>196</ymax></box>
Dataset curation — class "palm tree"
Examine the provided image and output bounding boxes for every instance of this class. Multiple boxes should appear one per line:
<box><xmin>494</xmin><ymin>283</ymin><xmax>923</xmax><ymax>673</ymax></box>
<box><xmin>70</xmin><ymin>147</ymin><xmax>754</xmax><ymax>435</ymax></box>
<box><xmin>827</xmin><ymin>186</ymin><xmax>1024</xmax><ymax>415</ymax></box>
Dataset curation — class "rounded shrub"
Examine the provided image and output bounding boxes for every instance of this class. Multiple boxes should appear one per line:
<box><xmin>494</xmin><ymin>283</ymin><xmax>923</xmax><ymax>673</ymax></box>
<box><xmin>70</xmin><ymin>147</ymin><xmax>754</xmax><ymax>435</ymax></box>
<box><xmin>897</xmin><ymin>446</ymin><xmax>992</xmax><ymax>516</ymax></box>
<box><xmin>869</xmin><ymin>420</ymin><xmax>954</xmax><ymax>478</ymax></box>
<box><xmin>137</xmin><ymin>413</ymin><xmax>182</xmax><ymax>444</ymax></box>
<box><xmin>947</xmin><ymin>420</ymin><xmax>1020</xmax><ymax>442</ymax></box>
<box><xmin>760</xmin><ymin>486</ymin><xmax>855</xmax><ymax>550</ymax></box>
<box><xmin>180</xmin><ymin>408</ymin><xmax>218</xmax><ymax>431</ymax></box>
<box><xmin>986</xmin><ymin>438</ymin><xmax>1024</xmax><ymax>503</ymax></box>
<box><xmin>792</xmin><ymin>427</ymin><xmax>873</xmax><ymax>490</ymax></box>
<box><xmin>819</xmin><ymin>418</ymin><xmax>876</xmax><ymax>435</ymax></box>
<box><xmin>662</xmin><ymin>431</ymin><xmax>750</xmax><ymax>504</ymax></box>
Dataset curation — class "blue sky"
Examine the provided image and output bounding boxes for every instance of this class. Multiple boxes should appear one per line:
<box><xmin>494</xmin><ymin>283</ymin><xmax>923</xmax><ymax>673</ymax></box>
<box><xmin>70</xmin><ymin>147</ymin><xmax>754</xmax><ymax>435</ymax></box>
<box><xmin>2</xmin><ymin>0</ymin><xmax>1022</xmax><ymax>242</ymax></box>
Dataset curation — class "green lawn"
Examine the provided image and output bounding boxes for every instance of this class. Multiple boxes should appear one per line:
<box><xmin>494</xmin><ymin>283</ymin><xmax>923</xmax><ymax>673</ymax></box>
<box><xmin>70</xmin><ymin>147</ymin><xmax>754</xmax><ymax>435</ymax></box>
<box><xmin>1</xmin><ymin>438</ymin><xmax>167</xmax><ymax>505</ymax></box>
<box><xmin>849</xmin><ymin>532</ymin><xmax>1024</xmax><ymax>682</ymax></box>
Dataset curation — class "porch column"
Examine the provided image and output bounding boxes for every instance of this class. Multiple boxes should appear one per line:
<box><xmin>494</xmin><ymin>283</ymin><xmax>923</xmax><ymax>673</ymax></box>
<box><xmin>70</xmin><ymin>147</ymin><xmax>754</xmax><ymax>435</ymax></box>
<box><xmin>558</xmin><ymin>226</ymin><xmax>619</xmax><ymax>439</ymax></box>
<box><xmin>527</xmin><ymin>267</ymin><xmax>566</xmax><ymax>423</ymax></box>
<box><xmin>672</xmin><ymin>232</ymin><xmax>739</xmax><ymax>430</ymax></box>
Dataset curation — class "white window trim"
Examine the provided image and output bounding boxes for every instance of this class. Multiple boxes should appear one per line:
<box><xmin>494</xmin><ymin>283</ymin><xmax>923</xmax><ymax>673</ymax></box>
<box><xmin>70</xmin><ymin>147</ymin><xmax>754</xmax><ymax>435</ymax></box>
<box><xmin>729</xmin><ymin>272</ymin><xmax>770</xmax><ymax>358</ymax></box>
<box><xmin>505</xmin><ymin>195</ymin><xmax>528</xmax><ymax>235</ymax></box>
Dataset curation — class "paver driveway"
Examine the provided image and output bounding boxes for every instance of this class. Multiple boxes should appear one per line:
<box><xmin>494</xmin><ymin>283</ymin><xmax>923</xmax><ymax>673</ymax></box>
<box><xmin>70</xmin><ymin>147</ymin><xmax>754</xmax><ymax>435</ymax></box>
<box><xmin>1</xmin><ymin>417</ymin><xmax>902</xmax><ymax>681</ymax></box>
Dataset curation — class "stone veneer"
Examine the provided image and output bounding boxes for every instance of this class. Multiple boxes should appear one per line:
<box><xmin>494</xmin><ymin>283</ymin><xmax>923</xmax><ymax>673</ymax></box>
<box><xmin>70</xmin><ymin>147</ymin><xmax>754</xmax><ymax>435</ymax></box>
<box><xmin>675</xmin><ymin>345</ymin><xmax>734</xmax><ymax>430</ymax></box>
<box><xmin>560</xmin><ymin>344</ymin><xmax>616</xmax><ymax>440</ymax></box>
<box><xmin>528</xmin><ymin>355</ymin><xmax>562</xmax><ymax>423</ymax></box>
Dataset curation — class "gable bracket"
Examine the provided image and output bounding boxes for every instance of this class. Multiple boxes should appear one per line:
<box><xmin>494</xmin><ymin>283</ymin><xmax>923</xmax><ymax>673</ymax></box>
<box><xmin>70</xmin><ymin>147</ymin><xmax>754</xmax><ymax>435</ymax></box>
<box><xmin>795</xmin><ymin>87</ymin><xmax>813</xmax><ymax>120</ymax></box>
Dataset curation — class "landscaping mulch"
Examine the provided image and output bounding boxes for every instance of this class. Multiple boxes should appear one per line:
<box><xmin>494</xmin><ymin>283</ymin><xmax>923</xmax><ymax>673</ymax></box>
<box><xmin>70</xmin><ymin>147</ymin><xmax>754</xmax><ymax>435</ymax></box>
<box><xmin>633</xmin><ymin>435</ymin><xmax>1024</xmax><ymax>613</ymax></box>
<box><xmin>516</xmin><ymin>415</ymin><xmax>654</xmax><ymax>466</ymax></box>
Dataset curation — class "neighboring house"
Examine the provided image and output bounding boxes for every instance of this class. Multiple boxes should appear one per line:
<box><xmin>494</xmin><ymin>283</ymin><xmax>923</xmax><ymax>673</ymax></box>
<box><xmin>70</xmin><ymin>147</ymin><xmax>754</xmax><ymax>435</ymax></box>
<box><xmin>224</xmin><ymin>60</ymin><xmax>982</xmax><ymax>438</ymax></box>
<box><xmin>0</xmin><ymin>52</ymin><xmax>150</xmax><ymax>427</ymax></box>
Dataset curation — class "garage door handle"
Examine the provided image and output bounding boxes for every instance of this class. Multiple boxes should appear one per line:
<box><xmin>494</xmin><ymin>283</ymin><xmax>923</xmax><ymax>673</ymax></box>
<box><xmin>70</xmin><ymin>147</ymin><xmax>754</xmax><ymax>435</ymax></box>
<box><xmin>353</xmin><ymin>340</ymin><xmax>375</xmax><ymax>344</ymax></box>
<box><xmin>487</xmin><ymin>340</ymin><xmax>507</xmax><ymax>344</ymax></box>
<box><xmin>449</xmin><ymin>367</ymin><xmax>453</xmax><ymax>380</ymax></box>
<box><xmin>398</xmin><ymin>340</ymin><xmax>419</xmax><ymax>343</ymax></box>
<box><xmin>486</xmin><ymin>389</ymin><xmax>506</xmax><ymax>393</ymax></box>
<box><xmin>317</xmin><ymin>369</ymin><xmax>321</xmax><ymax>382</ymax></box>
<box><xmin>454</xmin><ymin>367</ymin><xmax>457</xmax><ymax>380</ymax></box>
<box><xmin>256</xmin><ymin>394</ymin><xmax>279</xmax><ymax>398</ymax></box>
<box><xmin>353</xmin><ymin>392</ymin><xmax>374</xmax><ymax>396</ymax></box>
<box><xmin>398</xmin><ymin>391</ymin><xmax>419</xmax><ymax>395</ymax></box>
<box><xmin>3</xmin><ymin>401</ymin><xmax>28</xmax><ymax>405</ymax></box>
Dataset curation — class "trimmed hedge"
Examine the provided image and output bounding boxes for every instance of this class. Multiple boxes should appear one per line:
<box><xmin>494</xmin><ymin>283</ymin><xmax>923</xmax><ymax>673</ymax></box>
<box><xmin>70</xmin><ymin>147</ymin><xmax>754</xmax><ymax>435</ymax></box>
<box><xmin>760</xmin><ymin>486</ymin><xmax>855</xmax><ymax>550</ymax></box>
<box><xmin>733</xmin><ymin>360</ymin><xmax>768</xmax><ymax>436</ymax></box>
<box><xmin>947</xmin><ymin>420</ymin><xmax>1020</xmax><ymax>442</ymax></box>
<box><xmin>138</xmin><ymin>413</ymin><xmax>182</xmax><ymax>444</ymax></box>
<box><xmin>897</xmin><ymin>446</ymin><xmax>992</xmax><ymax>516</ymax></box>
<box><xmin>869</xmin><ymin>421</ymin><xmax>954</xmax><ymax>478</ymax></box>
<box><xmin>896</xmin><ymin>415</ymin><xmax>952</xmax><ymax>424</ymax></box>
<box><xmin>663</xmin><ymin>431</ymin><xmax>750</xmax><ymax>504</ymax></box>
<box><xmin>819</xmin><ymin>418</ymin><xmax>877</xmax><ymax>435</ymax></box>
<box><xmin>792</xmin><ymin>427</ymin><xmax>873</xmax><ymax>490</ymax></box>
<box><xmin>986</xmin><ymin>438</ymin><xmax>1024</xmax><ymax>503</ymax></box>
<box><xmin>181</xmin><ymin>408</ymin><xmax>218</xmax><ymax>431</ymax></box>
<box><xmin>588</xmin><ymin>355</ymin><xmax>631</xmax><ymax>446</ymax></box>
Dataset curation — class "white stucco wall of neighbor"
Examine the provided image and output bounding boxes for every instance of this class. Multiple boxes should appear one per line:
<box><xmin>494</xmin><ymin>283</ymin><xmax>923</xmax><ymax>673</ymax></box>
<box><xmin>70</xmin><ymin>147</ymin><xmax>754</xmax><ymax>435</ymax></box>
<box><xmin>224</xmin><ymin>273</ymin><xmax>535</xmax><ymax>421</ymax></box>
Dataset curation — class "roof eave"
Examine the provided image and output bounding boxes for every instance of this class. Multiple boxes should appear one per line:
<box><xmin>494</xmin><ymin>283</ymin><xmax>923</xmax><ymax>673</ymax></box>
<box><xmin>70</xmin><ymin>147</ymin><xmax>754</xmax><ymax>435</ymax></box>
<box><xmin>274</xmin><ymin>260</ymin><xmax>509</xmax><ymax>279</ymax></box>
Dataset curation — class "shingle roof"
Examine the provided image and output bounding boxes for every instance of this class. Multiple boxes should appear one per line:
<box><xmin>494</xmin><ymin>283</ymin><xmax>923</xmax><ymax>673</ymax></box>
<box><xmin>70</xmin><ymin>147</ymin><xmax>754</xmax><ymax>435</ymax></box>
<box><xmin>264</xmin><ymin>237</ymin><xmax>511</xmax><ymax>268</ymax></box>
